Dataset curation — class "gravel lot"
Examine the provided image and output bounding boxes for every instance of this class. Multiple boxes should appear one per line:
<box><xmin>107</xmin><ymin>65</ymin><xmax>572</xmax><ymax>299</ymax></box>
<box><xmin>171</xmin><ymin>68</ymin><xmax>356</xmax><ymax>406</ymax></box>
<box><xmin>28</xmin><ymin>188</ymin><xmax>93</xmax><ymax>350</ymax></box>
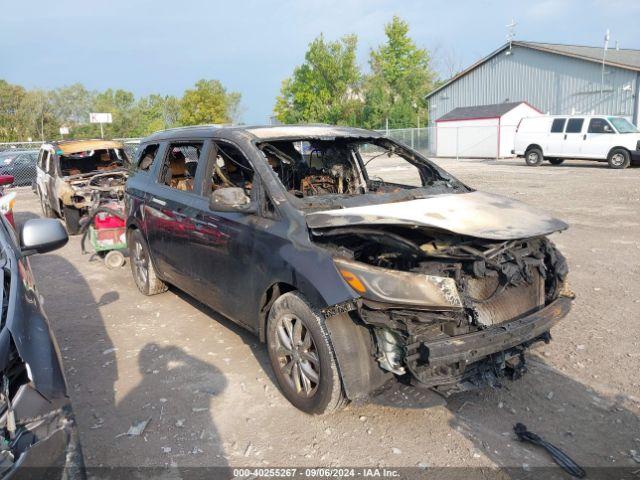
<box><xmin>13</xmin><ymin>157</ymin><xmax>640</xmax><ymax>475</ymax></box>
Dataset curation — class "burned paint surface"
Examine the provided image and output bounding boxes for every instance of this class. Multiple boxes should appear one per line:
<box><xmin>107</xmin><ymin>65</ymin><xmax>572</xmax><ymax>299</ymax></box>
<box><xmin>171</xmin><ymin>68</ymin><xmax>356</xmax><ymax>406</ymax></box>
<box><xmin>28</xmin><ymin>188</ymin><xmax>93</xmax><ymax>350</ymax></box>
<box><xmin>126</xmin><ymin>124</ymin><xmax>572</xmax><ymax>401</ymax></box>
<box><xmin>306</xmin><ymin>191</ymin><xmax>568</xmax><ymax>240</ymax></box>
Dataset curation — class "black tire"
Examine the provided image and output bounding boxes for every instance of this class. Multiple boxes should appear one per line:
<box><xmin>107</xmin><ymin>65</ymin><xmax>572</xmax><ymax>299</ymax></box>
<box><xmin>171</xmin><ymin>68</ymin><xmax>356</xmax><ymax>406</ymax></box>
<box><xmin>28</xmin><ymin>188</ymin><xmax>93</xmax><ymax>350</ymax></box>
<box><xmin>128</xmin><ymin>229</ymin><xmax>167</xmax><ymax>295</ymax></box>
<box><xmin>548</xmin><ymin>158</ymin><xmax>564</xmax><ymax>165</ymax></box>
<box><xmin>38</xmin><ymin>190</ymin><xmax>55</xmax><ymax>218</ymax></box>
<box><xmin>62</xmin><ymin>206</ymin><xmax>81</xmax><ymax>235</ymax></box>
<box><xmin>525</xmin><ymin>147</ymin><xmax>543</xmax><ymax>166</ymax></box>
<box><xmin>266</xmin><ymin>292</ymin><xmax>346</xmax><ymax>414</ymax></box>
<box><xmin>607</xmin><ymin>148</ymin><xmax>630</xmax><ymax>169</ymax></box>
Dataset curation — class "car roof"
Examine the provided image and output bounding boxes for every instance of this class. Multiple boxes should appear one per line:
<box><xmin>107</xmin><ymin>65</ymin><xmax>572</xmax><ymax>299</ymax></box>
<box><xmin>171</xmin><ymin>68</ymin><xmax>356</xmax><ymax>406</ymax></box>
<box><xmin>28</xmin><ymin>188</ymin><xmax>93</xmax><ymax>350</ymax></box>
<box><xmin>141</xmin><ymin>124</ymin><xmax>382</xmax><ymax>143</ymax></box>
<box><xmin>47</xmin><ymin>139</ymin><xmax>124</xmax><ymax>155</ymax></box>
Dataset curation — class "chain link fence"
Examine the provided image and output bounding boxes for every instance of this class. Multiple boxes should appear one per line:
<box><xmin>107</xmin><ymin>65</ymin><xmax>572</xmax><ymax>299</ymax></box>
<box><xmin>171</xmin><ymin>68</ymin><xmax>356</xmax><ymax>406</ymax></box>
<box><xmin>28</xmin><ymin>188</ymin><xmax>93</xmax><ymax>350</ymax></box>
<box><xmin>0</xmin><ymin>128</ymin><xmax>440</xmax><ymax>188</ymax></box>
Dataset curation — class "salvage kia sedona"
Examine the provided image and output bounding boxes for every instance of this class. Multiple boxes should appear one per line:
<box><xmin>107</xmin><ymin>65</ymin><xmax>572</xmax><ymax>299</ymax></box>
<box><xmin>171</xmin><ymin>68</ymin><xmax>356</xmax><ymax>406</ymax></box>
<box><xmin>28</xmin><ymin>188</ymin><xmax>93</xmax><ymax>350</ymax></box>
<box><xmin>125</xmin><ymin>125</ymin><xmax>572</xmax><ymax>414</ymax></box>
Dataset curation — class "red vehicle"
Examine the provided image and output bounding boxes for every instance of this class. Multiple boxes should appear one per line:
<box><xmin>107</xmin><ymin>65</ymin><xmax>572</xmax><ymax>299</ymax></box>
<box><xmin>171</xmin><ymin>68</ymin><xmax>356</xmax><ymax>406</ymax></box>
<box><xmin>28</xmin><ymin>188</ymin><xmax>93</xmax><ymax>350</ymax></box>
<box><xmin>0</xmin><ymin>174</ymin><xmax>16</xmax><ymax>227</ymax></box>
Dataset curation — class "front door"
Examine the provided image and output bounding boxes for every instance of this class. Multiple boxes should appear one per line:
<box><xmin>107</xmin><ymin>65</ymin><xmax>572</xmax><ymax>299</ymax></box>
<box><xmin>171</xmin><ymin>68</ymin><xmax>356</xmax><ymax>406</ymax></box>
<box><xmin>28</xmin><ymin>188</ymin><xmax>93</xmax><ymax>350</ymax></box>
<box><xmin>187</xmin><ymin>140</ymin><xmax>259</xmax><ymax>325</ymax></box>
<box><xmin>582</xmin><ymin>118</ymin><xmax>616</xmax><ymax>159</ymax></box>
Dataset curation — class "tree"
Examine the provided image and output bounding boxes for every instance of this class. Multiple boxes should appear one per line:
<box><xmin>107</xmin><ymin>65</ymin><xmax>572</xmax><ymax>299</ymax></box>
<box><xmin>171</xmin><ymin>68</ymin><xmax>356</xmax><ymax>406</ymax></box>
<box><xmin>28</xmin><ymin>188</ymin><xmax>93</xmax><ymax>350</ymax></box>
<box><xmin>362</xmin><ymin>16</ymin><xmax>437</xmax><ymax>129</ymax></box>
<box><xmin>179</xmin><ymin>79</ymin><xmax>240</xmax><ymax>126</ymax></box>
<box><xmin>274</xmin><ymin>34</ymin><xmax>363</xmax><ymax>125</ymax></box>
<box><xmin>0</xmin><ymin>80</ymin><xmax>27</xmax><ymax>141</ymax></box>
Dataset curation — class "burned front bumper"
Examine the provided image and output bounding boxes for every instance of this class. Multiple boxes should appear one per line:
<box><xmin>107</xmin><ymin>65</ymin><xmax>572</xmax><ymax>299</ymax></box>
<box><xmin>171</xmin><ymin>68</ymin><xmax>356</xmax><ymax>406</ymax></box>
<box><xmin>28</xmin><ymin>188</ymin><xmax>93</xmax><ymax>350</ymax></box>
<box><xmin>403</xmin><ymin>295</ymin><xmax>572</xmax><ymax>390</ymax></box>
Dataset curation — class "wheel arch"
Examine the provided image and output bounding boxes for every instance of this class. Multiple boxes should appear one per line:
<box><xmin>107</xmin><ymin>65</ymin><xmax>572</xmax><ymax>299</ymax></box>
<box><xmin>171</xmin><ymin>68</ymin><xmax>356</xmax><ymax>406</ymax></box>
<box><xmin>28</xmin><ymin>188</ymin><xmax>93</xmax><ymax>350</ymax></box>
<box><xmin>525</xmin><ymin>144</ymin><xmax>543</xmax><ymax>154</ymax></box>
<box><xmin>607</xmin><ymin>146</ymin><xmax>631</xmax><ymax>158</ymax></box>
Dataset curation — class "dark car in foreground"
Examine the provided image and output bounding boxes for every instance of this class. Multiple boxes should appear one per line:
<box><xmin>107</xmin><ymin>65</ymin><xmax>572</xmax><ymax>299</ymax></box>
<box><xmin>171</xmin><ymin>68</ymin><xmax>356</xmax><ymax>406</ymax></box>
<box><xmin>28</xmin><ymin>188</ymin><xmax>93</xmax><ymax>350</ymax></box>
<box><xmin>125</xmin><ymin>125</ymin><xmax>572</xmax><ymax>414</ymax></box>
<box><xmin>0</xmin><ymin>151</ymin><xmax>38</xmax><ymax>187</ymax></box>
<box><xmin>0</xmin><ymin>216</ymin><xmax>84</xmax><ymax>476</ymax></box>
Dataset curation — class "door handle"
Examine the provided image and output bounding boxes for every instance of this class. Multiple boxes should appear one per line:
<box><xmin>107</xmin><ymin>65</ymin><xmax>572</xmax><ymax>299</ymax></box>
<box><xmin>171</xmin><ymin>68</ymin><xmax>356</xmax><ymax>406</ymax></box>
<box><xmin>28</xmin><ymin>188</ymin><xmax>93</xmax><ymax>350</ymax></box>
<box><xmin>583</xmin><ymin>134</ymin><xmax>587</xmax><ymax>140</ymax></box>
<box><xmin>564</xmin><ymin>134</ymin><xmax>567</xmax><ymax>140</ymax></box>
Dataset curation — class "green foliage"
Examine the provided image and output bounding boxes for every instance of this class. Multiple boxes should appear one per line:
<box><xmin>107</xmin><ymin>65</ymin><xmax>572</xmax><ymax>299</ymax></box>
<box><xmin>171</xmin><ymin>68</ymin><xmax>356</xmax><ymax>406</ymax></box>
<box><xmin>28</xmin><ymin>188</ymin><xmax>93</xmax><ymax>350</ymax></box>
<box><xmin>363</xmin><ymin>16</ymin><xmax>436</xmax><ymax>129</ymax></box>
<box><xmin>273</xmin><ymin>16</ymin><xmax>437</xmax><ymax>129</ymax></box>
<box><xmin>179</xmin><ymin>79</ymin><xmax>240</xmax><ymax>126</ymax></box>
<box><xmin>274</xmin><ymin>34</ymin><xmax>363</xmax><ymax>125</ymax></box>
<box><xmin>0</xmin><ymin>79</ymin><xmax>240</xmax><ymax>142</ymax></box>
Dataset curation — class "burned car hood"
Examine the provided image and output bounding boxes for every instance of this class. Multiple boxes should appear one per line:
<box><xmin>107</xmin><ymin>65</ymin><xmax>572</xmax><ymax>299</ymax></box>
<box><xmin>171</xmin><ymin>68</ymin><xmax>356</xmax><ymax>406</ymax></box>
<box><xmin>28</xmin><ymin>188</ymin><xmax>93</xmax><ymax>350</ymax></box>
<box><xmin>306</xmin><ymin>191</ymin><xmax>568</xmax><ymax>240</ymax></box>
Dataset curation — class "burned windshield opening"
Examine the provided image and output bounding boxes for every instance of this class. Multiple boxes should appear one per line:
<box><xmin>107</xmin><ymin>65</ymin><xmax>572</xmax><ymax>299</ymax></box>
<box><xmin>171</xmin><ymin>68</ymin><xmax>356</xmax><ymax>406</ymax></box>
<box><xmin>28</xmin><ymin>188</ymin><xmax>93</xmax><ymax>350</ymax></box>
<box><xmin>59</xmin><ymin>148</ymin><xmax>128</xmax><ymax>177</ymax></box>
<box><xmin>257</xmin><ymin>137</ymin><xmax>465</xmax><ymax>207</ymax></box>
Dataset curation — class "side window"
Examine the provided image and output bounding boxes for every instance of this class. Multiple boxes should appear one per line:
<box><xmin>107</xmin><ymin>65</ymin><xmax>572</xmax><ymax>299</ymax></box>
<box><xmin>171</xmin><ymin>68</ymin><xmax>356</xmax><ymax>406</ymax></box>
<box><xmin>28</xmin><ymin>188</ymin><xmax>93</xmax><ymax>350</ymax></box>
<box><xmin>210</xmin><ymin>142</ymin><xmax>254</xmax><ymax>195</ymax></box>
<box><xmin>566</xmin><ymin>118</ymin><xmax>584</xmax><ymax>133</ymax></box>
<box><xmin>158</xmin><ymin>142</ymin><xmax>203</xmax><ymax>192</ymax></box>
<box><xmin>137</xmin><ymin>144</ymin><xmax>159</xmax><ymax>171</ymax></box>
<box><xmin>588</xmin><ymin>118</ymin><xmax>614</xmax><ymax>134</ymax></box>
<box><xmin>550</xmin><ymin>118</ymin><xmax>566</xmax><ymax>133</ymax></box>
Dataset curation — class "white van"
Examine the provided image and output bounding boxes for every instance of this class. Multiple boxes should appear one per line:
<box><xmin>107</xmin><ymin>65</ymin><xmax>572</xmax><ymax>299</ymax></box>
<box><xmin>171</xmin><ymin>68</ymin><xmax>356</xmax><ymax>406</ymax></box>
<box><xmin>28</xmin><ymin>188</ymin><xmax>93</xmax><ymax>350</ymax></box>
<box><xmin>513</xmin><ymin>115</ymin><xmax>640</xmax><ymax>169</ymax></box>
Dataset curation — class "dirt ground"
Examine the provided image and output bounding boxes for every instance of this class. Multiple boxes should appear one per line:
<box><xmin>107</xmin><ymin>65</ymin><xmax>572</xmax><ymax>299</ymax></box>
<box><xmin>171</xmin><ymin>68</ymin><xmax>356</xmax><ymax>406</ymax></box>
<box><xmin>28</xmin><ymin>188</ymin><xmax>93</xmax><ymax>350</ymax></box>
<box><xmin>12</xmin><ymin>157</ymin><xmax>640</xmax><ymax>476</ymax></box>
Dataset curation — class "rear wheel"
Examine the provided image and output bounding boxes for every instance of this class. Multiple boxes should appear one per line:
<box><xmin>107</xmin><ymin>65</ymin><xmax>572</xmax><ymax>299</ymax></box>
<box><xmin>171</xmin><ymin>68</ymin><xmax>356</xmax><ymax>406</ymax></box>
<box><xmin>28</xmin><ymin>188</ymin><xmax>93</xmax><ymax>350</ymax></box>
<box><xmin>548</xmin><ymin>158</ymin><xmax>564</xmax><ymax>165</ymax></box>
<box><xmin>525</xmin><ymin>147</ymin><xmax>543</xmax><ymax>166</ymax></box>
<box><xmin>129</xmin><ymin>229</ymin><xmax>167</xmax><ymax>295</ymax></box>
<box><xmin>62</xmin><ymin>206</ymin><xmax>81</xmax><ymax>234</ymax></box>
<box><xmin>607</xmin><ymin>148</ymin><xmax>630</xmax><ymax>169</ymax></box>
<box><xmin>266</xmin><ymin>292</ymin><xmax>346</xmax><ymax>414</ymax></box>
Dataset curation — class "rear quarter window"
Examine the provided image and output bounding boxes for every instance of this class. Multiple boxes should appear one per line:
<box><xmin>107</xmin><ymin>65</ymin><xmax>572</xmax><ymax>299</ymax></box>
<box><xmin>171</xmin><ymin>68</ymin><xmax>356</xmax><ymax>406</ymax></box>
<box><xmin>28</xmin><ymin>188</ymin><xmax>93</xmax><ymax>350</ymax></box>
<box><xmin>137</xmin><ymin>144</ymin><xmax>159</xmax><ymax>172</ymax></box>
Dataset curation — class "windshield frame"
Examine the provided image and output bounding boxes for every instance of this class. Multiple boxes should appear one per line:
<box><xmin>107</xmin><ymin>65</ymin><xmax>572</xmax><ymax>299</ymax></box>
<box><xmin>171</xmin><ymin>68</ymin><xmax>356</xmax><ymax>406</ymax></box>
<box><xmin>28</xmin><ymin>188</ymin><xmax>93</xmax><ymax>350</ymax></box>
<box><xmin>254</xmin><ymin>136</ymin><xmax>471</xmax><ymax>212</ymax></box>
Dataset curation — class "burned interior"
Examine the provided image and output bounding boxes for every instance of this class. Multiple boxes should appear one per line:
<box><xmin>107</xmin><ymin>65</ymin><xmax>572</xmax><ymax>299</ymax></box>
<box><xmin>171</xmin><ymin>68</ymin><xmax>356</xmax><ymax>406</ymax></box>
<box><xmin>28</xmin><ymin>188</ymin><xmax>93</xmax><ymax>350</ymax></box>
<box><xmin>257</xmin><ymin>137</ymin><xmax>464</xmax><ymax>207</ymax></box>
<box><xmin>59</xmin><ymin>147</ymin><xmax>128</xmax><ymax>178</ymax></box>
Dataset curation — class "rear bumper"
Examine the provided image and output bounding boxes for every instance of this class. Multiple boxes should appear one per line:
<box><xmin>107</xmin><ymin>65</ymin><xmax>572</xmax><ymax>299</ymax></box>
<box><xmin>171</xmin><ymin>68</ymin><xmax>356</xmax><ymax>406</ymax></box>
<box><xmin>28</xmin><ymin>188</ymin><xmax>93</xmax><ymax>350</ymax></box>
<box><xmin>405</xmin><ymin>296</ymin><xmax>572</xmax><ymax>381</ymax></box>
<box><xmin>631</xmin><ymin>149</ymin><xmax>640</xmax><ymax>163</ymax></box>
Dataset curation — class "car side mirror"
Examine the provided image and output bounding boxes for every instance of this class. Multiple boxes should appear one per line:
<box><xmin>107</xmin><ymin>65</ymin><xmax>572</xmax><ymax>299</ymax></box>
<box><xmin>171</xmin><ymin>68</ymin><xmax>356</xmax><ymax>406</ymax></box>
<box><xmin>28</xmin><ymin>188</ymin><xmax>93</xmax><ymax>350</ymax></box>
<box><xmin>209</xmin><ymin>187</ymin><xmax>255</xmax><ymax>213</ymax></box>
<box><xmin>20</xmin><ymin>219</ymin><xmax>68</xmax><ymax>256</ymax></box>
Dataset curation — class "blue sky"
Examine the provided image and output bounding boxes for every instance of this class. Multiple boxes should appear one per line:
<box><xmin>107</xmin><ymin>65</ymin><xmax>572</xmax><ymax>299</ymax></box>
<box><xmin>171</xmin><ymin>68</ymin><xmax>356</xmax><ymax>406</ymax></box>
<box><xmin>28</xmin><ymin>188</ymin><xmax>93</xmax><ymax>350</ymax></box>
<box><xmin>2</xmin><ymin>0</ymin><xmax>638</xmax><ymax>124</ymax></box>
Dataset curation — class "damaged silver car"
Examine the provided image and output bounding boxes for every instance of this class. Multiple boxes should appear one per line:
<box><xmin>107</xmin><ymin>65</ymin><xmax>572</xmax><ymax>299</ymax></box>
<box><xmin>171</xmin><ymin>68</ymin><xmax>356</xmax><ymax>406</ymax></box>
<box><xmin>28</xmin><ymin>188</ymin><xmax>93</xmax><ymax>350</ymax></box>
<box><xmin>126</xmin><ymin>125</ymin><xmax>572</xmax><ymax>414</ymax></box>
<box><xmin>35</xmin><ymin>140</ymin><xmax>129</xmax><ymax>235</ymax></box>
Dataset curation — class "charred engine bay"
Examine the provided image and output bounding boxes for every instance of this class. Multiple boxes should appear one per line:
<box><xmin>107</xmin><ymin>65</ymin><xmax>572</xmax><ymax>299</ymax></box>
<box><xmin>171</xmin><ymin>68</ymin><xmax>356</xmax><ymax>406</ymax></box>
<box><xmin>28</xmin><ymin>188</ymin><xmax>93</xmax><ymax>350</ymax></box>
<box><xmin>313</xmin><ymin>226</ymin><xmax>568</xmax><ymax>385</ymax></box>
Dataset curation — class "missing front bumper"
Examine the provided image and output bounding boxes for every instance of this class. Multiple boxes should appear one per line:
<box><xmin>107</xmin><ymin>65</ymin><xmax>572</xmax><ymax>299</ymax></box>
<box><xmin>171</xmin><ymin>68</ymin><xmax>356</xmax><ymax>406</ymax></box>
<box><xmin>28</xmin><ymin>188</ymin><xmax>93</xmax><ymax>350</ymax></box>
<box><xmin>404</xmin><ymin>296</ymin><xmax>572</xmax><ymax>387</ymax></box>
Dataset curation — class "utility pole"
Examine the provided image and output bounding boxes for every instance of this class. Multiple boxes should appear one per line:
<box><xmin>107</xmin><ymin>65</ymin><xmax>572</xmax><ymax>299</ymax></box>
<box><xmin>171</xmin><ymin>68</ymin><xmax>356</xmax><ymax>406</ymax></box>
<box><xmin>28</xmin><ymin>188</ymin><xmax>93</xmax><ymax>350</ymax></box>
<box><xmin>601</xmin><ymin>29</ymin><xmax>610</xmax><ymax>99</ymax></box>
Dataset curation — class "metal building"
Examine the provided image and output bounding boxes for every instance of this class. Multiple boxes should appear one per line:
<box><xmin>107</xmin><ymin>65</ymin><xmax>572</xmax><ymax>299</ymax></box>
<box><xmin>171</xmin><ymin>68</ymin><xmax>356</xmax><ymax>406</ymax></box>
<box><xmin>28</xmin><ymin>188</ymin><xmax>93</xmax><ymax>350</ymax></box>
<box><xmin>426</xmin><ymin>41</ymin><xmax>640</xmax><ymax>128</ymax></box>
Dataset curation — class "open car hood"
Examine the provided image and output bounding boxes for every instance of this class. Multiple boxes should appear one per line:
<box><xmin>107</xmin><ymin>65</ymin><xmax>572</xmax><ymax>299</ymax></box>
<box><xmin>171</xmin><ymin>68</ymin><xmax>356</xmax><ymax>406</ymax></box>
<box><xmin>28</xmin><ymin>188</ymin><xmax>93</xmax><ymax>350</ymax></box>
<box><xmin>306</xmin><ymin>191</ymin><xmax>568</xmax><ymax>240</ymax></box>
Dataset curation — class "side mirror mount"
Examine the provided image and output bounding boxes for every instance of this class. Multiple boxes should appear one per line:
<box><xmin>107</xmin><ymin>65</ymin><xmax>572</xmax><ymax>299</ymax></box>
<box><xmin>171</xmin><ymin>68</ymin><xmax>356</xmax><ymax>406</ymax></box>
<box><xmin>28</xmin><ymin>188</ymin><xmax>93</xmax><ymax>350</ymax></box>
<box><xmin>20</xmin><ymin>219</ymin><xmax>68</xmax><ymax>256</ymax></box>
<box><xmin>209</xmin><ymin>187</ymin><xmax>255</xmax><ymax>213</ymax></box>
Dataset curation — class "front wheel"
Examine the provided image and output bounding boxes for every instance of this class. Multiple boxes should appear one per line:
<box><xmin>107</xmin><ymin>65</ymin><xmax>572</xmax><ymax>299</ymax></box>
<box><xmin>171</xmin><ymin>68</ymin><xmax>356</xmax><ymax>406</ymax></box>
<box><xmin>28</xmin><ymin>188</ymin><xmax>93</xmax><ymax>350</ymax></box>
<box><xmin>525</xmin><ymin>147</ymin><xmax>543</xmax><ymax>166</ymax></box>
<box><xmin>548</xmin><ymin>158</ymin><xmax>564</xmax><ymax>165</ymax></box>
<box><xmin>608</xmin><ymin>148</ymin><xmax>630</xmax><ymax>169</ymax></box>
<box><xmin>128</xmin><ymin>229</ymin><xmax>167</xmax><ymax>295</ymax></box>
<box><xmin>266</xmin><ymin>292</ymin><xmax>346</xmax><ymax>414</ymax></box>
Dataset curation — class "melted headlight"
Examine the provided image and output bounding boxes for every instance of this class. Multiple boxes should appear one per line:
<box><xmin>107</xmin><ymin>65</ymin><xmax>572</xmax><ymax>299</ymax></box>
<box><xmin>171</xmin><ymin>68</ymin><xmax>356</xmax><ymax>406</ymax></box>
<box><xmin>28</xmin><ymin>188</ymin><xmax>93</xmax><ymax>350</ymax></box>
<box><xmin>333</xmin><ymin>257</ymin><xmax>462</xmax><ymax>309</ymax></box>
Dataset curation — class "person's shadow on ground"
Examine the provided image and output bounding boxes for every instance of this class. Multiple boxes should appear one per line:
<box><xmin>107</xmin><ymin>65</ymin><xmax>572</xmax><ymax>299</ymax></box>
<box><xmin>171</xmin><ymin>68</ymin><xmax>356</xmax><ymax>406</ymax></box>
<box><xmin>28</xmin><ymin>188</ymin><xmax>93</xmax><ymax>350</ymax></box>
<box><xmin>106</xmin><ymin>343</ymin><xmax>230</xmax><ymax>479</ymax></box>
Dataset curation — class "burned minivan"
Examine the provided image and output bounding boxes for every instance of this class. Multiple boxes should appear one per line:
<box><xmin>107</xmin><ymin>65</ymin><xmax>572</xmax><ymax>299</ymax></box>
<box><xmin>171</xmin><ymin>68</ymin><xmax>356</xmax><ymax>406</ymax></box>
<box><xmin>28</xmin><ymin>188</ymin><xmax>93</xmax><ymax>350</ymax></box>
<box><xmin>36</xmin><ymin>140</ymin><xmax>129</xmax><ymax>234</ymax></box>
<box><xmin>126</xmin><ymin>125</ymin><xmax>572</xmax><ymax>414</ymax></box>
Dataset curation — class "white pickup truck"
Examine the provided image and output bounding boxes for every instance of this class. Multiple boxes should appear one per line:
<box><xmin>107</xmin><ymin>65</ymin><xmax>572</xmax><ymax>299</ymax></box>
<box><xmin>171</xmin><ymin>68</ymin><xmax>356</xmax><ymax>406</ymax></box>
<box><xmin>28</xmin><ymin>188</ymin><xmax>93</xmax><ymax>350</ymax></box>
<box><xmin>514</xmin><ymin>115</ymin><xmax>640</xmax><ymax>169</ymax></box>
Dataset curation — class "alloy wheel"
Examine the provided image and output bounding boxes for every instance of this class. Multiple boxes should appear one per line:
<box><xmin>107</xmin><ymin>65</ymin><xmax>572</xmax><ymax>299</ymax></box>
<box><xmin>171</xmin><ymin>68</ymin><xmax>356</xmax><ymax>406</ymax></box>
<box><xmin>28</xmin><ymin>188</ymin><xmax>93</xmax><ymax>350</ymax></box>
<box><xmin>273</xmin><ymin>314</ymin><xmax>320</xmax><ymax>397</ymax></box>
<box><xmin>132</xmin><ymin>240</ymin><xmax>148</xmax><ymax>286</ymax></box>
